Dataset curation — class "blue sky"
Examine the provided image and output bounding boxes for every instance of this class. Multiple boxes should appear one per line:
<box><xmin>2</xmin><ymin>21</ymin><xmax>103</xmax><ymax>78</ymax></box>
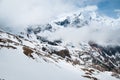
<box><xmin>63</xmin><ymin>0</ymin><xmax>120</xmax><ymax>18</ymax></box>
<box><xmin>97</xmin><ymin>0</ymin><xmax>120</xmax><ymax>18</ymax></box>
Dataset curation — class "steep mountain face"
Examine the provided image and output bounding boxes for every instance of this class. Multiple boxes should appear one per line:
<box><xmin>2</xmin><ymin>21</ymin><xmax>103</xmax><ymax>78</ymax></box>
<box><xmin>89</xmin><ymin>41</ymin><xmax>120</xmax><ymax>73</ymax></box>
<box><xmin>0</xmin><ymin>29</ymin><xmax>120</xmax><ymax>80</ymax></box>
<box><xmin>24</xmin><ymin>10</ymin><xmax>120</xmax><ymax>74</ymax></box>
<box><xmin>0</xmin><ymin>9</ymin><xmax>120</xmax><ymax>80</ymax></box>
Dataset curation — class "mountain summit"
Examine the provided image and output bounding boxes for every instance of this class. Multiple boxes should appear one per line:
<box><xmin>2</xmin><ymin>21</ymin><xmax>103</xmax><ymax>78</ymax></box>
<box><xmin>0</xmin><ymin>8</ymin><xmax>120</xmax><ymax>80</ymax></box>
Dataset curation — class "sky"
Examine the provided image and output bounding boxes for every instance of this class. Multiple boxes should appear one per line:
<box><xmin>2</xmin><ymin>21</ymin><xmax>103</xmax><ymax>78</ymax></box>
<box><xmin>97</xmin><ymin>0</ymin><xmax>120</xmax><ymax>17</ymax></box>
<box><xmin>69</xmin><ymin>0</ymin><xmax>120</xmax><ymax>17</ymax></box>
<box><xmin>0</xmin><ymin>0</ymin><xmax>120</xmax><ymax>30</ymax></box>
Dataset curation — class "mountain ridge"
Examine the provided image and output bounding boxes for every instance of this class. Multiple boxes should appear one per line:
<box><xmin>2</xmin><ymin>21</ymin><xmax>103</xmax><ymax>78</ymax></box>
<box><xmin>0</xmin><ymin>8</ymin><xmax>120</xmax><ymax>80</ymax></box>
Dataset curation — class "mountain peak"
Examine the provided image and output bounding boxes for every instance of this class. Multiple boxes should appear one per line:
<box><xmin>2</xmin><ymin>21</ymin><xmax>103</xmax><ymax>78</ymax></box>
<box><xmin>0</xmin><ymin>6</ymin><xmax>120</xmax><ymax>80</ymax></box>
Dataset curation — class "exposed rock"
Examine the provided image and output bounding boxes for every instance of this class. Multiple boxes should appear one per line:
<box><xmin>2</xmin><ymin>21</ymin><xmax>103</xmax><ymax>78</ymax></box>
<box><xmin>22</xmin><ymin>46</ymin><xmax>34</xmax><ymax>59</ymax></box>
<box><xmin>51</xmin><ymin>49</ymin><xmax>71</xmax><ymax>58</ymax></box>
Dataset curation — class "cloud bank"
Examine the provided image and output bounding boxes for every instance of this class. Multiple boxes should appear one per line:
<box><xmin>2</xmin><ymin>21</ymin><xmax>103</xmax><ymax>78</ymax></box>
<box><xmin>45</xmin><ymin>22</ymin><xmax>120</xmax><ymax>46</ymax></box>
<box><xmin>0</xmin><ymin>0</ymin><xmax>105</xmax><ymax>31</ymax></box>
<box><xmin>0</xmin><ymin>0</ymin><xmax>120</xmax><ymax>46</ymax></box>
<box><xmin>0</xmin><ymin>0</ymin><xmax>77</xmax><ymax>30</ymax></box>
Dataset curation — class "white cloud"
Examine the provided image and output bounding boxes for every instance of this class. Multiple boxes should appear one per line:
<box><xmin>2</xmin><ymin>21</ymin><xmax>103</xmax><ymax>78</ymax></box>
<box><xmin>47</xmin><ymin>23</ymin><xmax>120</xmax><ymax>46</ymax></box>
<box><xmin>0</xmin><ymin>0</ymin><xmax>78</xmax><ymax>31</ymax></box>
<box><xmin>82</xmin><ymin>5</ymin><xmax>98</xmax><ymax>11</ymax></box>
<box><xmin>0</xmin><ymin>0</ymin><xmax>120</xmax><ymax>46</ymax></box>
<box><xmin>114</xmin><ymin>9</ymin><xmax>120</xmax><ymax>17</ymax></box>
<box><xmin>0</xmin><ymin>0</ymin><xmax>104</xmax><ymax>31</ymax></box>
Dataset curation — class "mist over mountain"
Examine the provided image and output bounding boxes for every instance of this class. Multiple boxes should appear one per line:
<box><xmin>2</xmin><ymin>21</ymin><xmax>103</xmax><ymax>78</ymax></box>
<box><xmin>0</xmin><ymin>5</ymin><xmax>120</xmax><ymax>46</ymax></box>
<box><xmin>0</xmin><ymin>0</ymin><xmax>120</xmax><ymax>80</ymax></box>
<box><xmin>24</xmin><ymin>6</ymin><xmax>120</xmax><ymax>46</ymax></box>
<box><xmin>0</xmin><ymin>0</ymin><xmax>120</xmax><ymax>31</ymax></box>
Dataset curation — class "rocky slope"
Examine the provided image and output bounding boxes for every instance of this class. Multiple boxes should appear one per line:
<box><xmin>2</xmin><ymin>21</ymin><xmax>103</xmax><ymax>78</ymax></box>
<box><xmin>0</xmin><ymin>28</ymin><xmax>120</xmax><ymax>80</ymax></box>
<box><xmin>0</xmin><ymin>9</ymin><xmax>120</xmax><ymax>80</ymax></box>
<box><xmin>25</xmin><ymin>9</ymin><xmax>120</xmax><ymax>74</ymax></box>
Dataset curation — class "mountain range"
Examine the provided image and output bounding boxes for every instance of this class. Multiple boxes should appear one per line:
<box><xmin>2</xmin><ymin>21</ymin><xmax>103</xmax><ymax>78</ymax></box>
<box><xmin>0</xmin><ymin>7</ymin><xmax>120</xmax><ymax>80</ymax></box>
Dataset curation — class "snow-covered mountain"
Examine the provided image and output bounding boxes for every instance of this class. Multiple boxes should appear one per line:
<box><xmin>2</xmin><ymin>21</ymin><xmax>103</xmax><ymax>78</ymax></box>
<box><xmin>25</xmin><ymin>9</ymin><xmax>120</xmax><ymax>74</ymax></box>
<box><xmin>0</xmin><ymin>8</ymin><xmax>120</xmax><ymax>80</ymax></box>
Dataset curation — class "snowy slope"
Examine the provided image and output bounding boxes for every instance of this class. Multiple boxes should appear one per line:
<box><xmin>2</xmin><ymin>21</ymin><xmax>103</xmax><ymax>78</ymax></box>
<box><xmin>0</xmin><ymin>47</ymin><xmax>119</xmax><ymax>80</ymax></box>
<box><xmin>24</xmin><ymin>8</ymin><xmax>120</xmax><ymax>74</ymax></box>
<box><xmin>0</xmin><ymin>29</ymin><xmax>120</xmax><ymax>80</ymax></box>
<box><xmin>0</xmin><ymin>6</ymin><xmax>120</xmax><ymax>80</ymax></box>
<box><xmin>0</xmin><ymin>47</ymin><xmax>86</xmax><ymax>80</ymax></box>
